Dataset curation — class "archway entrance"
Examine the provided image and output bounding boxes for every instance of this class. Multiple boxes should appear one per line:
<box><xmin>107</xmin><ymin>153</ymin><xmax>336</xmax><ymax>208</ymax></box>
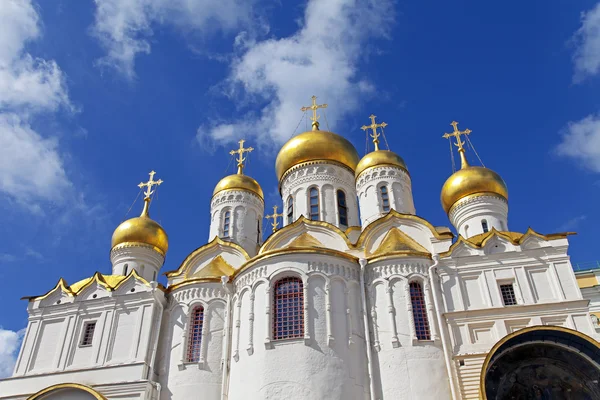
<box><xmin>27</xmin><ymin>383</ymin><xmax>106</xmax><ymax>400</ymax></box>
<box><xmin>480</xmin><ymin>326</ymin><xmax>600</xmax><ymax>400</ymax></box>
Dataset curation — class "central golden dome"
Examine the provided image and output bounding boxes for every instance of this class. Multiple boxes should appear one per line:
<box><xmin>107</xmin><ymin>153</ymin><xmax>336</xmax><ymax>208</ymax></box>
<box><xmin>355</xmin><ymin>150</ymin><xmax>408</xmax><ymax>179</ymax></box>
<box><xmin>213</xmin><ymin>173</ymin><xmax>264</xmax><ymax>199</ymax></box>
<box><xmin>276</xmin><ymin>128</ymin><xmax>360</xmax><ymax>181</ymax></box>
<box><xmin>111</xmin><ymin>199</ymin><xmax>169</xmax><ymax>255</ymax></box>
<box><xmin>441</xmin><ymin>166</ymin><xmax>508</xmax><ymax>213</ymax></box>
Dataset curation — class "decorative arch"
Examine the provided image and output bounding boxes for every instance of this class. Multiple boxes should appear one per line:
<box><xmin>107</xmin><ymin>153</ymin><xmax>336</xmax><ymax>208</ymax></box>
<box><xmin>27</xmin><ymin>383</ymin><xmax>107</xmax><ymax>400</ymax></box>
<box><xmin>479</xmin><ymin>326</ymin><xmax>600</xmax><ymax>400</ymax></box>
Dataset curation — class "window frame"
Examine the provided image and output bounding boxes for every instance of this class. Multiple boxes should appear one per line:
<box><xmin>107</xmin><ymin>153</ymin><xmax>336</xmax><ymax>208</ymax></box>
<box><xmin>287</xmin><ymin>196</ymin><xmax>294</xmax><ymax>224</ymax></box>
<box><xmin>337</xmin><ymin>189</ymin><xmax>348</xmax><ymax>227</ymax></box>
<box><xmin>222</xmin><ymin>209</ymin><xmax>232</xmax><ymax>238</ymax></box>
<box><xmin>272</xmin><ymin>276</ymin><xmax>305</xmax><ymax>341</ymax></box>
<box><xmin>380</xmin><ymin>185</ymin><xmax>391</xmax><ymax>213</ymax></box>
<box><xmin>80</xmin><ymin>321</ymin><xmax>97</xmax><ymax>347</ymax></box>
<box><xmin>409</xmin><ymin>281</ymin><xmax>431</xmax><ymax>341</ymax></box>
<box><xmin>186</xmin><ymin>305</ymin><xmax>205</xmax><ymax>363</ymax></box>
<box><xmin>482</xmin><ymin>219</ymin><xmax>489</xmax><ymax>233</ymax></box>
<box><xmin>308</xmin><ymin>187</ymin><xmax>320</xmax><ymax>221</ymax></box>
<box><xmin>499</xmin><ymin>283</ymin><xmax>518</xmax><ymax>306</ymax></box>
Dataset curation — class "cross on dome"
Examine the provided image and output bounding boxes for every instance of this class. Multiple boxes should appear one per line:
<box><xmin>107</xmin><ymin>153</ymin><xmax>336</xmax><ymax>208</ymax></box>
<box><xmin>443</xmin><ymin>121</ymin><xmax>472</xmax><ymax>169</ymax></box>
<box><xmin>138</xmin><ymin>170</ymin><xmax>163</xmax><ymax>200</ymax></box>
<box><xmin>361</xmin><ymin>114</ymin><xmax>388</xmax><ymax>151</ymax></box>
<box><xmin>265</xmin><ymin>205</ymin><xmax>284</xmax><ymax>232</ymax></box>
<box><xmin>300</xmin><ymin>95</ymin><xmax>328</xmax><ymax>130</ymax></box>
<box><xmin>229</xmin><ymin>139</ymin><xmax>254</xmax><ymax>175</ymax></box>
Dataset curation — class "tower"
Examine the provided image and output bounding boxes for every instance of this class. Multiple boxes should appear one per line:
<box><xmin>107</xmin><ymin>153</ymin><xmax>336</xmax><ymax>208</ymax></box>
<box><xmin>275</xmin><ymin>96</ymin><xmax>360</xmax><ymax>230</ymax></box>
<box><xmin>110</xmin><ymin>170</ymin><xmax>168</xmax><ymax>282</ymax></box>
<box><xmin>355</xmin><ymin>115</ymin><xmax>415</xmax><ymax>228</ymax></box>
<box><xmin>209</xmin><ymin>139</ymin><xmax>264</xmax><ymax>256</ymax></box>
<box><xmin>441</xmin><ymin>121</ymin><xmax>509</xmax><ymax>238</ymax></box>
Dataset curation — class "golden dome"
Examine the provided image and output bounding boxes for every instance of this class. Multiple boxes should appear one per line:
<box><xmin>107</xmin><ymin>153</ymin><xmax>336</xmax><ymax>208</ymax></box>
<box><xmin>213</xmin><ymin>173</ymin><xmax>264</xmax><ymax>199</ymax></box>
<box><xmin>275</xmin><ymin>127</ymin><xmax>360</xmax><ymax>181</ymax></box>
<box><xmin>111</xmin><ymin>199</ymin><xmax>169</xmax><ymax>255</ymax></box>
<box><xmin>355</xmin><ymin>150</ymin><xmax>408</xmax><ymax>179</ymax></box>
<box><xmin>441</xmin><ymin>166</ymin><xmax>508</xmax><ymax>213</ymax></box>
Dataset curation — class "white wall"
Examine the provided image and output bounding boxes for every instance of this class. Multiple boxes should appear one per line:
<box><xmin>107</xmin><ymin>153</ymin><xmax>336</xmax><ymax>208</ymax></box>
<box><xmin>280</xmin><ymin>163</ymin><xmax>359</xmax><ymax>229</ymax></box>
<box><xmin>110</xmin><ymin>245</ymin><xmax>164</xmax><ymax>282</ymax></box>
<box><xmin>449</xmin><ymin>195</ymin><xmax>508</xmax><ymax>239</ymax></box>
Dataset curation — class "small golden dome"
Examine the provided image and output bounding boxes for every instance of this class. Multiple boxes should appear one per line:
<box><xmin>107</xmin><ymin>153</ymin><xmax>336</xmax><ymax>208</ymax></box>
<box><xmin>213</xmin><ymin>173</ymin><xmax>264</xmax><ymax>199</ymax></box>
<box><xmin>355</xmin><ymin>150</ymin><xmax>408</xmax><ymax>179</ymax></box>
<box><xmin>111</xmin><ymin>199</ymin><xmax>168</xmax><ymax>255</ymax></box>
<box><xmin>441</xmin><ymin>166</ymin><xmax>508</xmax><ymax>213</ymax></box>
<box><xmin>275</xmin><ymin>127</ymin><xmax>360</xmax><ymax>181</ymax></box>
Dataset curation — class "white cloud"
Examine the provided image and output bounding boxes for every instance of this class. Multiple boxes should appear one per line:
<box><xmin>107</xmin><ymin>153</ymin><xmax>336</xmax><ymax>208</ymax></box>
<box><xmin>0</xmin><ymin>327</ymin><xmax>25</xmax><ymax>379</ymax></box>
<box><xmin>557</xmin><ymin>114</ymin><xmax>600</xmax><ymax>172</ymax></box>
<box><xmin>556</xmin><ymin>215</ymin><xmax>587</xmax><ymax>232</ymax></box>
<box><xmin>198</xmin><ymin>0</ymin><xmax>394</xmax><ymax>148</ymax></box>
<box><xmin>91</xmin><ymin>0</ymin><xmax>260</xmax><ymax>79</ymax></box>
<box><xmin>573</xmin><ymin>2</ymin><xmax>600</xmax><ymax>82</ymax></box>
<box><xmin>0</xmin><ymin>0</ymin><xmax>73</xmax><ymax>207</ymax></box>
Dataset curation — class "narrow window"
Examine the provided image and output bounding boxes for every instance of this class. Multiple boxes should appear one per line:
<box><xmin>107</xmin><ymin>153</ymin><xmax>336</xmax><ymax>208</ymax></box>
<box><xmin>80</xmin><ymin>321</ymin><xmax>96</xmax><ymax>346</ymax></box>
<box><xmin>223</xmin><ymin>211</ymin><xmax>231</xmax><ymax>238</ymax></box>
<box><xmin>337</xmin><ymin>190</ymin><xmax>348</xmax><ymax>226</ymax></box>
<box><xmin>482</xmin><ymin>219</ymin><xmax>489</xmax><ymax>233</ymax></box>
<box><xmin>123</xmin><ymin>264</ymin><xmax>128</xmax><ymax>275</ymax></box>
<box><xmin>500</xmin><ymin>284</ymin><xmax>517</xmax><ymax>306</ymax></box>
<box><xmin>410</xmin><ymin>282</ymin><xmax>431</xmax><ymax>340</ymax></box>
<box><xmin>309</xmin><ymin>188</ymin><xmax>320</xmax><ymax>221</ymax></box>
<box><xmin>380</xmin><ymin>186</ymin><xmax>390</xmax><ymax>213</ymax></box>
<box><xmin>273</xmin><ymin>277</ymin><xmax>304</xmax><ymax>340</ymax></box>
<box><xmin>187</xmin><ymin>306</ymin><xmax>204</xmax><ymax>362</ymax></box>
<box><xmin>287</xmin><ymin>196</ymin><xmax>294</xmax><ymax>223</ymax></box>
<box><xmin>152</xmin><ymin>271</ymin><xmax>157</xmax><ymax>281</ymax></box>
<box><xmin>256</xmin><ymin>220</ymin><xmax>260</xmax><ymax>243</ymax></box>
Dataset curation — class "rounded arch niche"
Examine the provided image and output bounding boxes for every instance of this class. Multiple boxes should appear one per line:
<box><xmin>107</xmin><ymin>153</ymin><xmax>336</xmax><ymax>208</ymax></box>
<box><xmin>28</xmin><ymin>383</ymin><xmax>106</xmax><ymax>400</ymax></box>
<box><xmin>480</xmin><ymin>326</ymin><xmax>600</xmax><ymax>400</ymax></box>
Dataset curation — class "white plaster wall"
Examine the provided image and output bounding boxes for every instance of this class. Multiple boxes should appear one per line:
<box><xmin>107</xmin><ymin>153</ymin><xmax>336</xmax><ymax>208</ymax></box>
<box><xmin>110</xmin><ymin>245</ymin><xmax>164</xmax><ymax>282</ymax></box>
<box><xmin>366</xmin><ymin>260</ymin><xmax>449</xmax><ymax>400</ymax></box>
<box><xmin>449</xmin><ymin>195</ymin><xmax>508</xmax><ymax>238</ymax></box>
<box><xmin>36</xmin><ymin>388</ymin><xmax>96</xmax><ymax>399</ymax></box>
<box><xmin>158</xmin><ymin>283</ymin><xmax>226</xmax><ymax>400</ymax></box>
<box><xmin>280</xmin><ymin>163</ymin><xmax>359</xmax><ymax>229</ymax></box>
<box><xmin>356</xmin><ymin>165</ymin><xmax>415</xmax><ymax>228</ymax></box>
<box><xmin>227</xmin><ymin>253</ymin><xmax>368</xmax><ymax>400</ymax></box>
<box><xmin>209</xmin><ymin>189</ymin><xmax>264</xmax><ymax>257</ymax></box>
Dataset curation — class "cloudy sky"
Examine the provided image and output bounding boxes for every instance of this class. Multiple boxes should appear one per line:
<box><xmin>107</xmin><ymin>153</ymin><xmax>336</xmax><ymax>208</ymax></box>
<box><xmin>2</xmin><ymin>0</ymin><xmax>600</xmax><ymax>376</ymax></box>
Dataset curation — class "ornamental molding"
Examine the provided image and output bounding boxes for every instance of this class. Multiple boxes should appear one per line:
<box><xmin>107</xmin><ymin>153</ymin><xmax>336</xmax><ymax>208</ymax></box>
<box><xmin>171</xmin><ymin>285</ymin><xmax>226</xmax><ymax>303</ymax></box>
<box><xmin>448</xmin><ymin>193</ymin><xmax>507</xmax><ymax>220</ymax></box>
<box><xmin>110</xmin><ymin>242</ymin><xmax>166</xmax><ymax>261</ymax></box>
<box><xmin>356</xmin><ymin>165</ymin><xmax>410</xmax><ymax>190</ymax></box>
<box><xmin>234</xmin><ymin>265</ymin><xmax>268</xmax><ymax>292</ymax></box>
<box><xmin>211</xmin><ymin>189</ymin><xmax>264</xmax><ymax>209</ymax></box>
<box><xmin>307</xmin><ymin>261</ymin><xmax>360</xmax><ymax>281</ymax></box>
<box><xmin>366</xmin><ymin>261</ymin><xmax>429</xmax><ymax>281</ymax></box>
<box><xmin>280</xmin><ymin>160</ymin><xmax>355</xmax><ymax>187</ymax></box>
<box><xmin>281</xmin><ymin>163</ymin><xmax>355</xmax><ymax>194</ymax></box>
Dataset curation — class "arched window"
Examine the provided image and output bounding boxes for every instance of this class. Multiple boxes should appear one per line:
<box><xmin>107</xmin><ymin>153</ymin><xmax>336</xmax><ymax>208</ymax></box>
<box><xmin>273</xmin><ymin>277</ymin><xmax>304</xmax><ymax>340</ymax></box>
<box><xmin>482</xmin><ymin>219</ymin><xmax>489</xmax><ymax>233</ymax></box>
<box><xmin>410</xmin><ymin>281</ymin><xmax>431</xmax><ymax>340</ymax></box>
<box><xmin>309</xmin><ymin>187</ymin><xmax>320</xmax><ymax>221</ymax></box>
<box><xmin>337</xmin><ymin>190</ymin><xmax>348</xmax><ymax>226</ymax></box>
<box><xmin>380</xmin><ymin>185</ymin><xmax>390</xmax><ymax>213</ymax></box>
<box><xmin>287</xmin><ymin>196</ymin><xmax>294</xmax><ymax>223</ymax></box>
<box><xmin>186</xmin><ymin>306</ymin><xmax>204</xmax><ymax>362</ymax></box>
<box><xmin>223</xmin><ymin>210</ymin><xmax>231</xmax><ymax>238</ymax></box>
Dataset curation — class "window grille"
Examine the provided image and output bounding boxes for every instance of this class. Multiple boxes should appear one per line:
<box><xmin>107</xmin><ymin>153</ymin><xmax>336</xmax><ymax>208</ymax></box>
<box><xmin>287</xmin><ymin>196</ymin><xmax>294</xmax><ymax>223</ymax></box>
<box><xmin>273</xmin><ymin>277</ymin><xmax>304</xmax><ymax>340</ymax></box>
<box><xmin>309</xmin><ymin>188</ymin><xmax>319</xmax><ymax>221</ymax></box>
<box><xmin>187</xmin><ymin>306</ymin><xmax>204</xmax><ymax>362</ymax></box>
<box><xmin>380</xmin><ymin>186</ymin><xmax>390</xmax><ymax>212</ymax></box>
<box><xmin>80</xmin><ymin>321</ymin><xmax>96</xmax><ymax>346</ymax></box>
<box><xmin>337</xmin><ymin>190</ymin><xmax>348</xmax><ymax>226</ymax></box>
<box><xmin>482</xmin><ymin>220</ymin><xmax>489</xmax><ymax>233</ymax></box>
<box><xmin>223</xmin><ymin>211</ymin><xmax>231</xmax><ymax>238</ymax></box>
<box><xmin>410</xmin><ymin>282</ymin><xmax>431</xmax><ymax>340</ymax></box>
<box><xmin>500</xmin><ymin>284</ymin><xmax>517</xmax><ymax>306</ymax></box>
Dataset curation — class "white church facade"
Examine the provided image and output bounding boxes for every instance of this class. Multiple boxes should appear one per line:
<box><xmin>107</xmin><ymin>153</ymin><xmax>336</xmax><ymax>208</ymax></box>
<box><xmin>1</xmin><ymin>98</ymin><xmax>599</xmax><ymax>400</ymax></box>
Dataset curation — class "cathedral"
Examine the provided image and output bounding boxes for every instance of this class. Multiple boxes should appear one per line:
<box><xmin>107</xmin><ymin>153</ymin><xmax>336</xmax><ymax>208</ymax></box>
<box><xmin>1</xmin><ymin>97</ymin><xmax>599</xmax><ymax>400</ymax></box>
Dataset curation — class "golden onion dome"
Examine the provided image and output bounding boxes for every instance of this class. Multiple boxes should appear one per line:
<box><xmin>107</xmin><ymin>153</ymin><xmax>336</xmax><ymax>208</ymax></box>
<box><xmin>275</xmin><ymin>125</ymin><xmax>360</xmax><ymax>181</ymax></box>
<box><xmin>355</xmin><ymin>150</ymin><xmax>408</xmax><ymax>179</ymax></box>
<box><xmin>213</xmin><ymin>173</ymin><xmax>264</xmax><ymax>199</ymax></box>
<box><xmin>111</xmin><ymin>199</ymin><xmax>169</xmax><ymax>255</ymax></box>
<box><xmin>441</xmin><ymin>166</ymin><xmax>508</xmax><ymax>214</ymax></box>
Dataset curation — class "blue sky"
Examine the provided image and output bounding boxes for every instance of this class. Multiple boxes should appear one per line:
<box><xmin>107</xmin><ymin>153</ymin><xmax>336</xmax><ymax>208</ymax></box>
<box><xmin>2</xmin><ymin>0</ymin><xmax>600</xmax><ymax>374</ymax></box>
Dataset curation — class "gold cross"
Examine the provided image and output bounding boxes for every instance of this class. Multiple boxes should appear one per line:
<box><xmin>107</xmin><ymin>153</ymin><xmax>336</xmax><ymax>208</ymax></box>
<box><xmin>138</xmin><ymin>170</ymin><xmax>163</xmax><ymax>199</ymax></box>
<box><xmin>229</xmin><ymin>139</ymin><xmax>254</xmax><ymax>174</ymax></box>
<box><xmin>442</xmin><ymin>121</ymin><xmax>472</xmax><ymax>168</ymax></box>
<box><xmin>300</xmin><ymin>95</ymin><xmax>328</xmax><ymax>130</ymax></box>
<box><xmin>265</xmin><ymin>205</ymin><xmax>284</xmax><ymax>233</ymax></box>
<box><xmin>361</xmin><ymin>114</ymin><xmax>388</xmax><ymax>151</ymax></box>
